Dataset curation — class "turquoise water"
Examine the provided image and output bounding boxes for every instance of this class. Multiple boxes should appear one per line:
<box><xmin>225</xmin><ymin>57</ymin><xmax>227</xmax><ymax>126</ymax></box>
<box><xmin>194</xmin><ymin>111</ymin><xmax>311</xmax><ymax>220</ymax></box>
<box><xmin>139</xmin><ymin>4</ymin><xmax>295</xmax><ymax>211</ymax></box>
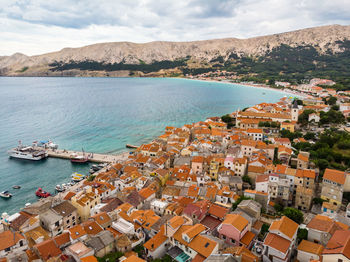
<box><xmin>0</xmin><ymin>77</ymin><xmax>287</xmax><ymax>214</ymax></box>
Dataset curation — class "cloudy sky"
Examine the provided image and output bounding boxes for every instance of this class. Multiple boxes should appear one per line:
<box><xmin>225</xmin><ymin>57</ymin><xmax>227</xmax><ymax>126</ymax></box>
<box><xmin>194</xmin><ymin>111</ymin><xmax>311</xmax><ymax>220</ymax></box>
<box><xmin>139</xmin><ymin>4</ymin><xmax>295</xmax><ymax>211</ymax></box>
<box><xmin>0</xmin><ymin>0</ymin><xmax>349</xmax><ymax>56</ymax></box>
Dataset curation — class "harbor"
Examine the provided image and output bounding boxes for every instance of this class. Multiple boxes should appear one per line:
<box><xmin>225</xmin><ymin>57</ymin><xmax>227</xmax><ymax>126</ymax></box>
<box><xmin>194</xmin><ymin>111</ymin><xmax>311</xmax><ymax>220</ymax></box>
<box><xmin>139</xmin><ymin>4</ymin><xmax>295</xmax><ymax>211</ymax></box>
<box><xmin>46</xmin><ymin>148</ymin><xmax>130</xmax><ymax>163</ymax></box>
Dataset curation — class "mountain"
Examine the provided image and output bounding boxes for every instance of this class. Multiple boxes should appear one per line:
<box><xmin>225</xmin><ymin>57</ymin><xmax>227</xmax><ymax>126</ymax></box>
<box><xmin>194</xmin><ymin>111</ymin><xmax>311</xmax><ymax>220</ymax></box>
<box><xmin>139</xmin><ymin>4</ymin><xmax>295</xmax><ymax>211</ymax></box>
<box><xmin>1</xmin><ymin>24</ymin><xmax>350</xmax><ymax>87</ymax></box>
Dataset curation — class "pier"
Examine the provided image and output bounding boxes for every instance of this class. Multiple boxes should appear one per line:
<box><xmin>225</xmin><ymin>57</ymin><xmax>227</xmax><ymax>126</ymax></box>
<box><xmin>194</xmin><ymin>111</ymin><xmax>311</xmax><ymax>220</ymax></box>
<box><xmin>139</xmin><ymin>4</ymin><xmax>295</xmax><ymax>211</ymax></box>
<box><xmin>46</xmin><ymin>148</ymin><xmax>129</xmax><ymax>163</ymax></box>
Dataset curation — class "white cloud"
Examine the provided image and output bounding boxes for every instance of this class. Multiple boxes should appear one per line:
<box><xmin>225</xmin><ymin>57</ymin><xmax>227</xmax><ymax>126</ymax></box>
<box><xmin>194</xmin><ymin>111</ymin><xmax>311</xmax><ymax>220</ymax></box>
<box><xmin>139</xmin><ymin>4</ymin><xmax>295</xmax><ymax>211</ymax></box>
<box><xmin>0</xmin><ymin>0</ymin><xmax>349</xmax><ymax>56</ymax></box>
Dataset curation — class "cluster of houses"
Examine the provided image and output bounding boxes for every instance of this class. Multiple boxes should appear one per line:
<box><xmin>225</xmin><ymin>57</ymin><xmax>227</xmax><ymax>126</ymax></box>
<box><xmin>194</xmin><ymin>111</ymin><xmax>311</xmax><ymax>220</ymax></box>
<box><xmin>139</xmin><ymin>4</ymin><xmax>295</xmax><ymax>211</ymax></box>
<box><xmin>1</xmin><ymin>89</ymin><xmax>350</xmax><ymax>262</ymax></box>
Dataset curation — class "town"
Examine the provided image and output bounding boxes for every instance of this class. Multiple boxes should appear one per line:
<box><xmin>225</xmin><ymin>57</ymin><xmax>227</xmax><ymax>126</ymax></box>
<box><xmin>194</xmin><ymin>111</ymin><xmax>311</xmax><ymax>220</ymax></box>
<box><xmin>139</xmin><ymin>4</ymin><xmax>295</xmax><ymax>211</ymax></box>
<box><xmin>1</xmin><ymin>78</ymin><xmax>350</xmax><ymax>262</ymax></box>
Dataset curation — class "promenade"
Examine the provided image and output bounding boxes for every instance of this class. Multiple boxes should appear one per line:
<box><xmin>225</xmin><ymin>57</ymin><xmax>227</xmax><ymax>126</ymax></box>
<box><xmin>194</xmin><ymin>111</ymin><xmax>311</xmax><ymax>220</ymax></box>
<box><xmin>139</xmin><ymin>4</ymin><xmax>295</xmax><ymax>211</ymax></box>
<box><xmin>46</xmin><ymin>148</ymin><xmax>130</xmax><ymax>163</ymax></box>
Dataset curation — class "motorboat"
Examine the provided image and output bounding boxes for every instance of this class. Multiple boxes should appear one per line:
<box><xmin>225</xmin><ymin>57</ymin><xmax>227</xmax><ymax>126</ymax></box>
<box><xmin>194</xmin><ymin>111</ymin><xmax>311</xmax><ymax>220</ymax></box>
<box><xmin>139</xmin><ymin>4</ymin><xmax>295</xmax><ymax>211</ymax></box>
<box><xmin>35</xmin><ymin>188</ymin><xmax>51</xmax><ymax>198</ymax></box>
<box><xmin>71</xmin><ymin>172</ymin><xmax>85</xmax><ymax>182</ymax></box>
<box><xmin>0</xmin><ymin>191</ymin><xmax>12</xmax><ymax>199</ymax></box>
<box><xmin>55</xmin><ymin>184</ymin><xmax>67</xmax><ymax>192</ymax></box>
<box><xmin>12</xmin><ymin>185</ymin><xmax>21</xmax><ymax>189</ymax></box>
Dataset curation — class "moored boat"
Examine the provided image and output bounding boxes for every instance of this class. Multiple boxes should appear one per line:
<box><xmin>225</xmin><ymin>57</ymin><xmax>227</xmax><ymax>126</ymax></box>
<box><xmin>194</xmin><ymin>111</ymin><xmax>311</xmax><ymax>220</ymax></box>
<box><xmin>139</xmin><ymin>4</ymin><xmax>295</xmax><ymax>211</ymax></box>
<box><xmin>71</xmin><ymin>172</ymin><xmax>85</xmax><ymax>182</ymax></box>
<box><xmin>0</xmin><ymin>191</ymin><xmax>12</xmax><ymax>199</ymax></box>
<box><xmin>70</xmin><ymin>153</ymin><xmax>89</xmax><ymax>163</ymax></box>
<box><xmin>12</xmin><ymin>185</ymin><xmax>21</xmax><ymax>189</ymax></box>
<box><xmin>35</xmin><ymin>188</ymin><xmax>51</xmax><ymax>198</ymax></box>
<box><xmin>55</xmin><ymin>184</ymin><xmax>67</xmax><ymax>192</ymax></box>
<box><xmin>8</xmin><ymin>141</ymin><xmax>48</xmax><ymax>161</ymax></box>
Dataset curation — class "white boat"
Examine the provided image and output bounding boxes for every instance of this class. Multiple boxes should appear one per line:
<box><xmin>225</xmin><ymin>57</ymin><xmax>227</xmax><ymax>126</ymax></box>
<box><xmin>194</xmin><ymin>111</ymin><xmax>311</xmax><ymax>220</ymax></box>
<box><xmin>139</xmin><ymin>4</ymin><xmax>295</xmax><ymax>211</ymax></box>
<box><xmin>72</xmin><ymin>176</ymin><xmax>84</xmax><ymax>182</ymax></box>
<box><xmin>71</xmin><ymin>172</ymin><xmax>85</xmax><ymax>182</ymax></box>
<box><xmin>55</xmin><ymin>184</ymin><xmax>67</xmax><ymax>192</ymax></box>
<box><xmin>0</xmin><ymin>191</ymin><xmax>12</xmax><ymax>199</ymax></box>
<box><xmin>8</xmin><ymin>142</ymin><xmax>48</xmax><ymax>161</ymax></box>
<box><xmin>35</xmin><ymin>140</ymin><xmax>58</xmax><ymax>149</ymax></box>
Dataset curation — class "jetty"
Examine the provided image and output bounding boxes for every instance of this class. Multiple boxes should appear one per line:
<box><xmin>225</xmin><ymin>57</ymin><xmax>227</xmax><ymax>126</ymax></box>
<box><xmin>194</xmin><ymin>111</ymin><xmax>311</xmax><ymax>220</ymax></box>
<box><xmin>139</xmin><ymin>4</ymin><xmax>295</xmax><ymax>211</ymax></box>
<box><xmin>45</xmin><ymin>148</ymin><xmax>129</xmax><ymax>163</ymax></box>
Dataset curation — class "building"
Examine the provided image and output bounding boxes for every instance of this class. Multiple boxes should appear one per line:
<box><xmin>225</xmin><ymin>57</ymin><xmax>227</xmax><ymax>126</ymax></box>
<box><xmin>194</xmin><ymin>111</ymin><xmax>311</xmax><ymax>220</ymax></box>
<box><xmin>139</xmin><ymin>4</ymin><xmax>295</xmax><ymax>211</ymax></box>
<box><xmin>246</xmin><ymin>128</ymin><xmax>263</xmax><ymax>141</ymax></box>
<box><xmin>321</xmin><ymin>168</ymin><xmax>346</xmax><ymax>211</ymax></box>
<box><xmin>291</xmin><ymin>100</ymin><xmax>300</xmax><ymax>122</ymax></box>
<box><xmin>0</xmin><ymin>231</ymin><xmax>27</xmax><ymax>258</ymax></box>
<box><xmin>263</xmin><ymin>216</ymin><xmax>298</xmax><ymax>262</ymax></box>
<box><xmin>70</xmin><ymin>186</ymin><xmax>101</xmax><ymax>222</ymax></box>
<box><xmin>322</xmin><ymin>229</ymin><xmax>350</xmax><ymax>261</ymax></box>
<box><xmin>297</xmin><ymin>240</ymin><xmax>323</xmax><ymax>262</ymax></box>
<box><xmin>52</xmin><ymin>200</ymin><xmax>78</xmax><ymax>230</ymax></box>
<box><xmin>39</xmin><ymin>209</ymin><xmax>63</xmax><ymax>237</ymax></box>
<box><xmin>217</xmin><ymin>214</ymin><xmax>249</xmax><ymax>246</ymax></box>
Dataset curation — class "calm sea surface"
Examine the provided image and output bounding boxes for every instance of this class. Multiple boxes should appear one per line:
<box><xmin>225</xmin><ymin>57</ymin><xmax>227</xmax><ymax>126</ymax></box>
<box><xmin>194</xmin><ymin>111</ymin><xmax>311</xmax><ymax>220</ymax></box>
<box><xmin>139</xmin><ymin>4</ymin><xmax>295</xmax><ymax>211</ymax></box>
<box><xmin>0</xmin><ymin>77</ymin><xmax>288</xmax><ymax>214</ymax></box>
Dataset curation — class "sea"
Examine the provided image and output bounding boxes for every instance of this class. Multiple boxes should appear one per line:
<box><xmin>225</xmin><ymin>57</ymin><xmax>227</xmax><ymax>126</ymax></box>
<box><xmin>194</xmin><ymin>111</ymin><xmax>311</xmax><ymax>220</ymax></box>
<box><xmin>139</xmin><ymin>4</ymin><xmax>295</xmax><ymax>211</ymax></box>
<box><xmin>0</xmin><ymin>77</ymin><xmax>289</xmax><ymax>214</ymax></box>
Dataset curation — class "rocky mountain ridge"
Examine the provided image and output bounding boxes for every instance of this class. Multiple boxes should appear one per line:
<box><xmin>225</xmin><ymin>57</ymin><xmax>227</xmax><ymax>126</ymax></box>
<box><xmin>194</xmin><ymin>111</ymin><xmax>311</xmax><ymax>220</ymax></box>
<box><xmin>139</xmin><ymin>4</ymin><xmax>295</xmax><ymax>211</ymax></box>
<box><xmin>1</xmin><ymin>24</ymin><xmax>350</xmax><ymax>76</ymax></box>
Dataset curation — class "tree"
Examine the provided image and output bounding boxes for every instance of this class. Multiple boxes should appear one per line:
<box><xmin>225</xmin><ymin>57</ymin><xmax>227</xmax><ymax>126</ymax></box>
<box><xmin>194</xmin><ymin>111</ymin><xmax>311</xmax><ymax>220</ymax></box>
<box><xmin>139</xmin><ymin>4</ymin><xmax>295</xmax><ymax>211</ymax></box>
<box><xmin>242</xmin><ymin>175</ymin><xmax>251</xmax><ymax>185</ymax></box>
<box><xmin>326</xmin><ymin>96</ymin><xmax>337</xmax><ymax>106</ymax></box>
<box><xmin>293</xmin><ymin>99</ymin><xmax>303</xmax><ymax>106</ymax></box>
<box><xmin>273</xmin><ymin>203</ymin><xmax>284</xmax><ymax>213</ymax></box>
<box><xmin>298</xmin><ymin>109</ymin><xmax>316</xmax><ymax>126</ymax></box>
<box><xmin>221</xmin><ymin>114</ymin><xmax>233</xmax><ymax>123</ymax></box>
<box><xmin>312</xmin><ymin>197</ymin><xmax>325</xmax><ymax>205</ymax></box>
<box><xmin>304</xmin><ymin>132</ymin><xmax>316</xmax><ymax>140</ymax></box>
<box><xmin>283</xmin><ymin>207</ymin><xmax>304</xmax><ymax>224</ymax></box>
<box><xmin>297</xmin><ymin>228</ymin><xmax>308</xmax><ymax>244</ymax></box>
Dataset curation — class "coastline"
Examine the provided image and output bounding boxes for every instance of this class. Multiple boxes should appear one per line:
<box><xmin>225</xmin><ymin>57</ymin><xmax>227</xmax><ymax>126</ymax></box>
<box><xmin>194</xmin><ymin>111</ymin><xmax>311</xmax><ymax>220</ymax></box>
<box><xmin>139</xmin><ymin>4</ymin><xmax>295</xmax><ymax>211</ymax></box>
<box><xmin>1</xmin><ymin>77</ymin><xmax>290</xmax><ymax>216</ymax></box>
<box><xmin>179</xmin><ymin>77</ymin><xmax>308</xmax><ymax>98</ymax></box>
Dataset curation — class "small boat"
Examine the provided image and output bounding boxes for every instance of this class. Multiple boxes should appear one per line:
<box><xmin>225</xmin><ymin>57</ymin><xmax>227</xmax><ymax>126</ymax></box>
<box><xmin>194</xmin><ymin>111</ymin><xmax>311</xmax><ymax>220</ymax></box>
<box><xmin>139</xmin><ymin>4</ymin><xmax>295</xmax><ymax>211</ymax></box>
<box><xmin>126</xmin><ymin>144</ymin><xmax>138</xmax><ymax>149</ymax></box>
<box><xmin>0</xmin><ymin>191</ymin><xmax>12</xmax><ymax>199</ymax></box>
<box><xmin>12</xmin><ymin>185</ymin><xmax>21</xmax><ymax>189</ymax></box>
<box><xmin>55</xmin><ymin>184</ymin><xmax>67</xmax><ymax>192</ymax></box>
<box><xmin>70</xmin><ymin>148</ymin><xmax>90</xmax><ymax>163</ymax></box>
<box><xmin>91</xmin><ymin>164</ymin><xmax>100</xmax><ymax>171</ymax></box>
<box><xmin>71</xmin><ymin>172</ymin><xmax>85</xmax><ymax>182</ymax></box>
<box><xmin>35</xmin><ymin>188</ymin><xmax>51</xmax><ymax>198</ymax></box>
<box><xmin>70</xmin><ymin>153</ymin><xmax>89</xmax><ymax>163</ymax></box>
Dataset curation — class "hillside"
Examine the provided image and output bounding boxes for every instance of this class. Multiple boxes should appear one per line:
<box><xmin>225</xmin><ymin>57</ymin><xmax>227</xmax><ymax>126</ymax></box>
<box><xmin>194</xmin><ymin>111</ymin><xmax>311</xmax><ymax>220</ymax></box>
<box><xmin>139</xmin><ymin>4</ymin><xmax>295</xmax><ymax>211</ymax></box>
<box><xmin>1</xmin><ymin>24</ymin><xmax>350</xmax><ymax>88</ymax></box>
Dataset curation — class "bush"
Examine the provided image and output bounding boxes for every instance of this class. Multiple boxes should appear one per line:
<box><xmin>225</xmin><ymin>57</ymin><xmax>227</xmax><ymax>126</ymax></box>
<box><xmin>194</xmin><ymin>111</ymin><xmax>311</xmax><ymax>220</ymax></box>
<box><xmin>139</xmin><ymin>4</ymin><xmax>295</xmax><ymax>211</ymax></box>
<box><xmin>242</xmin><ymin>175</ymin><xmax>251</xmax><ymax>185</ymax></box>
<box><xmin>97</xmin><ymin>251</ymin><xmax>124</xmax><ymax>262</ymax></box>
<box><xmin>297</xmin><ymin>228</ymin><xmax>308</xmax><ymax>244</ymax></box>
<box><xmin>221</xmin><ymin>114</ymin><xmax>233</xmax><ymax>123</ymax></box>
<box><xmin>283</xmin><ymin>207</ymin><xmax>304</xmax><ymax>224</ymax></box>
<box><xmin>274</xmin><ymin>203</ymin><xmax>284</xmax><ymax>213</ymax></box>
<box><xmin>312</xmin><ymin>197</ymin><xmax>325</xmax><ymax>205</ymax></box>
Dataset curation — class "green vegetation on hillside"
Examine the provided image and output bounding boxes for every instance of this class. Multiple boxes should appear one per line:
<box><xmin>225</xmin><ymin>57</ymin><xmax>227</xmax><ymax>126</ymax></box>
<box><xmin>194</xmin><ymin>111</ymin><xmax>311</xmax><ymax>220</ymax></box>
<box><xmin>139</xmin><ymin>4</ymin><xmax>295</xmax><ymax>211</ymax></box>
<box><xmin>49</xmin><ymin>58</ymin><xmax>188</xmax><ymax>73</ymax></box>
<box><xmin>294</xmin><ymin>129</ymin><xmax>350</xmax><ymax>173</ymax></box>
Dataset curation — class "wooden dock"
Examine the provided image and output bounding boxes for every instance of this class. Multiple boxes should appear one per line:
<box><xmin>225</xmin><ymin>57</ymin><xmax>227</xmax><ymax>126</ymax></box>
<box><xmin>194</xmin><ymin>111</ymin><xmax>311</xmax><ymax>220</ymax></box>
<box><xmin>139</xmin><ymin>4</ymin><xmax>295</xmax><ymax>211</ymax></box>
<box><xmin>46</xmin><ymin>148</ymin><xmax>129</xmax><ymax>163</ymax></box>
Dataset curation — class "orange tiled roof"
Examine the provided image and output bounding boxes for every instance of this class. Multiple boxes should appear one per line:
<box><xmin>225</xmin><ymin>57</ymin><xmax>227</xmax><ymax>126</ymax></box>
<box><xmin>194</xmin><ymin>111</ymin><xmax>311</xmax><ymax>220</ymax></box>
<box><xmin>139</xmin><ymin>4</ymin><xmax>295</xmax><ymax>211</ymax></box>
<box><xmin>143</xmin><ymin>225</ymin><xmax>167</xmax><ymax>252</ymax></box>
<box><xmin>269</xmin><ymin>216</ymin><xmax>298</xmax><ymax>239</ymax></box>
<box><xmin>68</xmin><ymin>225</ymin><xmax>87</xmax><ymax>240</ymax></box>
<box><xmin>264</xmin><ymin>233</ymin><xmax>291</xmax><ymax>254</ymax></box>
<box><xmin>34</xmin><ymin>239</ymin><xmax>62</xmax><ymax>260</ymax></box>
<box><xmin>323</xmin><ymin>168</ymin><xmax>346</xmax><ymax>185</ymax></box>
<box><xmin>323</xmin><ymin>229</ymin><xmax>350</xmax><ymax>259</ymax></box>
<box><xmin>0</xmin><ymin>231</ymin><xmax>24</xmax><ymax>251</ymax></box>
<box><xmin>240</xmin><ymin>231</ymin><xmax>255</xmax><ymax>246</ymax></box>
<box><xmin>297</xmin><ymin>240</ymin><xmax>323</xmax><ymax>255</ymax></box>
<box><xmin>222</xmin><ymin>214</ymin><xmax>248</xmax><ymax>232</ymax></box>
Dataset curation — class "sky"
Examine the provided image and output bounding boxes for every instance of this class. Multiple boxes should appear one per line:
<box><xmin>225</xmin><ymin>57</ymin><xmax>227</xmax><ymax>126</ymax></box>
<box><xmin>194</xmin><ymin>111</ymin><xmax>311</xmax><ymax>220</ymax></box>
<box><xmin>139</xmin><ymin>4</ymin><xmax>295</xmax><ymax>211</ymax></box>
<box><xmin>0</xmin><ymin>0</ymin><xmax>350</xmax><ymax>56</ymax></box>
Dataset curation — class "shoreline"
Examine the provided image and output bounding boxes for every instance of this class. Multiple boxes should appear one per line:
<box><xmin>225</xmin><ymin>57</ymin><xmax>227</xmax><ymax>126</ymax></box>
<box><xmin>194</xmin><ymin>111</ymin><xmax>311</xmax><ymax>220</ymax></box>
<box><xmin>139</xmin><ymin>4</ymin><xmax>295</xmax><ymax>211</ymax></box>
<box><xmin>179</xmin><ymin>77</ymin><xmax>308</xmax><ymax>98</ymax></box>
<box><xmin>2</xmin><ymin>77</ymin><xmax>296</xmax><ymax>216</ymax></box>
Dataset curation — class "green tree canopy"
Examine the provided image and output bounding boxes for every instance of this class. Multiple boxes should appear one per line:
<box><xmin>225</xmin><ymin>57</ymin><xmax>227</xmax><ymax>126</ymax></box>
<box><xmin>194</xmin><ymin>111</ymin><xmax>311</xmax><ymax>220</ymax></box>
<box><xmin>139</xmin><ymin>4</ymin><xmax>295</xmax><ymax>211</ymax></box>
<box><xmin>283</xmin><ymin>208</ymin><xmax>304</xmax><ymax>224</ymax></box>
